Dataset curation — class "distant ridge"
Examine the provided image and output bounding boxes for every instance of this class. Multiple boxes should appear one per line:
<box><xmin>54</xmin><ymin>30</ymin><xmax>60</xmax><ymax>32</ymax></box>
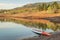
<box><xmin>14</xmin><ymin>1</ymin><xmax>60</xmax><ymax>9</ymax></box>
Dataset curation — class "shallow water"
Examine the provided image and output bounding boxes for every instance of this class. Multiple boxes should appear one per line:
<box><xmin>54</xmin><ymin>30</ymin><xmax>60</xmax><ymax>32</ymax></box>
<box><xmin>0</xmin><ymin>22</ymin><xmax>37</xmax><ymax>40</ymax></box>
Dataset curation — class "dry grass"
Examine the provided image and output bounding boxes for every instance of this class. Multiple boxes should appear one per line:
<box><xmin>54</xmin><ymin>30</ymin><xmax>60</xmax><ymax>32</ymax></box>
<box><xmin>12</xmin><ymin>11</ymin><xmax>60</xmax><ymax>18</ymax></box>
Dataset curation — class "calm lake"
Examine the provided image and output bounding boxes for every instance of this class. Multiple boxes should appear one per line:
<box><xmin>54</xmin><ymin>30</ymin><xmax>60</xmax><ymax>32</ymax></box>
<box><xmin>0</xmin><ymin>22</ymin><xmax>38</xmax><ymax>40</ymax></box>
<box><xmin>0</xmin><ymin>18</ymin><xmax>60</xmax><ymax>40</ymax></box>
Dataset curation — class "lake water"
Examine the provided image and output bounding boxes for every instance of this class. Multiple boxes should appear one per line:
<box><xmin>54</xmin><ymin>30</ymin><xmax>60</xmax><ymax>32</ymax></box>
<box><xmin>0</xmin><ymin>18</ymin><xmax>60</xmax><ymax>40</ymax></box>
<box><xmin>0</xmin><ymin>22</ymin><xmax>37</xmax><ymax>40</ymax></box>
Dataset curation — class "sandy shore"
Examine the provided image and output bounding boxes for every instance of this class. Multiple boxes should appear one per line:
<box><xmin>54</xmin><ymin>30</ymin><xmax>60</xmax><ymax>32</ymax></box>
<box><xmin>23</xmin><ymin>31</ymin><xmax>60</xmax><ymax>40</ymax></box>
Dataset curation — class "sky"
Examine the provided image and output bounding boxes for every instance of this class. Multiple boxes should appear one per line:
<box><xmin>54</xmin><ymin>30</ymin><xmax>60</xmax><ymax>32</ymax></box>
<box><xmin>0</xmin><ymin>0</ymin><xmax>60</xmax><ymax>9</ymax></box>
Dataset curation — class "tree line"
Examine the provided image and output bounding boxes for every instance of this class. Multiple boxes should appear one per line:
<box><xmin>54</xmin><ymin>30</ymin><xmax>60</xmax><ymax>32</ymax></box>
<box><xmin>0</xmin><ymin>2</ymin><xmax>60</xmax><ymax>14</ymax></box>
<box><xmin>37</xmin><ymin>2</ymin><xmax>60</xmax><ymax>13</ymax></box>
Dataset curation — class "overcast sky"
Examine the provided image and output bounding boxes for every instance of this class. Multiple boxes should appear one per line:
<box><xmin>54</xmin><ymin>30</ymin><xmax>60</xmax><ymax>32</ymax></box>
<box><xmin>0</xmin><ymin>0</ymin><xmax>60</xmax><ymax>9</ymax></box>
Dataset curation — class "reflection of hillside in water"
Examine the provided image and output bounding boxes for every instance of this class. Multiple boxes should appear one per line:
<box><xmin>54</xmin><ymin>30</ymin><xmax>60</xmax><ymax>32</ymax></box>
<box><xmin>0</xmin><ymin>17</ymin><xmax>60</xmax><ymax>32</ymax></box>
<box><xmin>44</xmin><ymin>16</ymin><xmax>60</xmax><ymax>23</ymax></box>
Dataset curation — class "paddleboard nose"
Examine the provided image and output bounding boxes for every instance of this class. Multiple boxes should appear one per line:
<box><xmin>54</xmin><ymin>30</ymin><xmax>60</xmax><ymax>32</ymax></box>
<box><xmin>42</xmin><ymin>32</ymin><xmax>51</xmax><ymax>36</ymax></box>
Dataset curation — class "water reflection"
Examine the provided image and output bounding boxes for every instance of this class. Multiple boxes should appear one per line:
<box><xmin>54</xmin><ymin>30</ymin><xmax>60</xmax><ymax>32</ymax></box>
<box><xmin>0</xmin><ymin>17</ymin><xmax>60</xmax><ymax>32</ymax></box>
<box><xmin>0</xmin><ymin>21</ymin><xmax>37</xmax><ymax>40</ymax></box>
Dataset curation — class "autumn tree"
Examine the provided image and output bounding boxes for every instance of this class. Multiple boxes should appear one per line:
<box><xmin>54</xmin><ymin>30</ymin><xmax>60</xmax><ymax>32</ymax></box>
<box><xmin>47</xmin><ymin>2</ymin><xmax>59</xmax><ymax>13</ymax></box>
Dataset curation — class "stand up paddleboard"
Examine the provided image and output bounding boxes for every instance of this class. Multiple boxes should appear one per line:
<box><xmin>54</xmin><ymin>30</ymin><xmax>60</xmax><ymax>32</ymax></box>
<box><xmin>32</xmin><ymin>29</ymin><xmax>51</xmax><ymax>36</ymax></box>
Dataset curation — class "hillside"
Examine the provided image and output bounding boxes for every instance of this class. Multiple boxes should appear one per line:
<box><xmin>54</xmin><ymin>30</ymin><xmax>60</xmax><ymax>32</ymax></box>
<box><xmin>15</xmin><ymin>1</ymin><xmax>60</xmax><ymax>9</ymax></box>
<box><xmin>0</xmin><ymin>1</ymin><xmax>60</xmax><ymax>24</ymax></box>
<box><xmin>0</xmin><ymin>1</ymin><xmax>60</xmax><ymax>14</ymax></box>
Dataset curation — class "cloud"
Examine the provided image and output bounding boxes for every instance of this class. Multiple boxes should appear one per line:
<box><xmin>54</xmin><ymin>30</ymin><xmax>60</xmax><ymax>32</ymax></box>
<box><xmin>0</xmin><ymin>3</ymin><xmax>25</xmax><ymax>9</ymax></box>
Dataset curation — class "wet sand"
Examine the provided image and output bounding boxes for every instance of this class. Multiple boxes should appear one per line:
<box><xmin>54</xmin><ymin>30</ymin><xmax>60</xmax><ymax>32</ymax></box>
<box><xmin>23</xmin><ymin>31</ymin><xmax>60</xmax><ymax>40</ymax></box>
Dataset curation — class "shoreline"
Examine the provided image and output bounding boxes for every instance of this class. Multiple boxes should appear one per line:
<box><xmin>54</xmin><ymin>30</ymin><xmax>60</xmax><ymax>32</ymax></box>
<box><xmin>23</xmin><ymin>31</ymin><xmax>60</xmax><ymax>40</ymax></box>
